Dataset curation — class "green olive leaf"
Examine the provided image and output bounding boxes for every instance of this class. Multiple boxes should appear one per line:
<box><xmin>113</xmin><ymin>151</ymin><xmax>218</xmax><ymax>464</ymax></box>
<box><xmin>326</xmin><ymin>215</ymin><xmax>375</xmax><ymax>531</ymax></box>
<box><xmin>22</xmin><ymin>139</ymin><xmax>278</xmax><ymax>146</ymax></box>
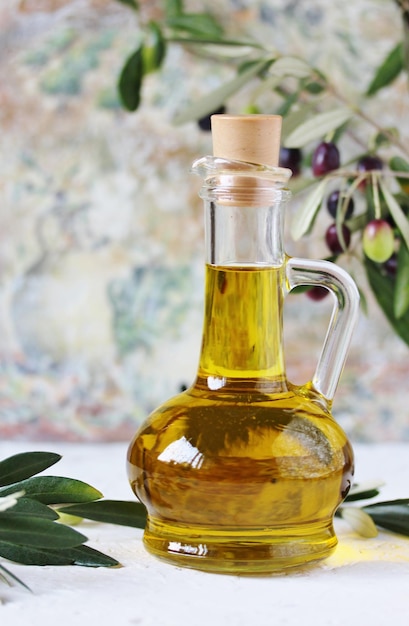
<box><xmin>59</xmin><ymin>544</ymin><xmax>120</xmax><ymax>568</ymax></box>
<box><xmin>0</xmin><ymin>515</ymin><xmax>87</xmax><ymax>548</ymax></box>
<box><xmin>290</xmin><ymin>178</ymin><xmax>329</xmax><ymax>240</ymax></box>
<box><xmin>403</xmin><ymin>14</ymin><xmax>409</xmax><ymax>78</ymax></box>
<box><xmin>57</xmin><ymin>499</ymin><xmax>147</xmax><ymax>528</ymax></box>
<box><xmin>302</xmin><ymin>74</ymin><xmax>326</xmax><ymax>95</ymax></box>
<box><xmin>115</xmin><ymin>0</ymin><xmax>138</xmax><ymax>10</ymax></box>
<box><xmin>165</xmin><ymin>0</ymin><xmax>183</xmax><ymax>18</ymax></box>
<box><xmin>365</xmin><ymin>258</ymin><xmax>409</xmax><ymax>346</ymax></box>
<box><xmin>172</xmin><ymin>58</ymin><xmax>271</xmax><ymax>126</ymax></box>
<box><xmin>118</xmin><ymin>44</ymin><xmax>144</xmax><ymax>112</ymax></box>
<box><xmin>167</xmin><ymin>13</ymin><xmax>224</xmax><ymax>39</ymax></box>
<box><xmin>270</xmin><ymin>56</ymin><xmax>312</xmax><ymax>79</ymax></box>
<box><xmin>0</xmin><ymin>540</ymin><xmax>80</xmax><ymax>566</ymax></box>
<box><xmin>187</xmin><ymin>40</ymin><xmax>264</xmax><ymax>60</ymax></box>
<box><xmin>389</xmin><ymin>155</ymin><xmax>409</xmax><ymax>172</ymax></box>
<box><xmin>281</xmin><ymin>102</ymin><xmax>317</xmax><ymax>142</ymax></box>
<box><xmin>394</xmin><ymin>243</ymin><xmax>409</xmax><ymax>318</ymax></box>
<box><xmin>0</xmin><ymin>542</ymin><xmax>119</xmax><ymax>568</ymax></box>
<box><xmin>0</xmin><ymin>476</ymin><xmax>102</xmax><ymax>505</ymax></box>
<box><xmin>142</xmin><ymin>21</ymin><xmax>166</xmax><ymax>75</ymax></box>
<box><xmin>379</xmin><ymin>180</ymin><xmax>409</xmax><ymax>250</ymax></box>
<box><xmin>0</xmin><ymin>451</ymin><xmax>61</xmax><ymax>487</ymax></box>
<box><xmin>366</xmin><ymin>42</ymin><xmax>404</xmax><ymax>96</ymax></box>
<box><xmin>276</xmin><ymin>90</ymin><xmax>299</xmax><ymax>117</ymax></box>
<box><xmin>284</xmin><ymin>107</ymin><xmax>353</xmax><ymax>148</ymax></box>
<box><xmin>339</xmin><ymin>507</ymin><xmax>378</xmax><ymax>538</ymax></box>
<box><xmin>345</xmin><ymin>480</ymin><xmax>384</xmax><ymax>502</ymax></box>
<box><xmin>1</xmin><ymin>497</ymin><xmax>58</xmax><ymax>520</ymax></box>
<box><xmin>363</xmin><ymin>499</ymin><xmax>409</xmax><ymax>537</ymax></box>
<box><xmin>389</xmin><ymin>155</ymin><xmax>409</xmax><ymax>191</ymax></box>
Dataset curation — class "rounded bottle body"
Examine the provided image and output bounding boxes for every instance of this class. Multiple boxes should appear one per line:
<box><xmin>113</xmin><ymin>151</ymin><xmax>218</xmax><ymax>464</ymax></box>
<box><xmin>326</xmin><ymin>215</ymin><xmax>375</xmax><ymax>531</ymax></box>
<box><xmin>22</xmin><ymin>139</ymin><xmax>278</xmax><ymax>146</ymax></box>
<box><xmin>127</xmin><ymin>379</ymin><xmax>353</xmax><ymax>573</ymax></box>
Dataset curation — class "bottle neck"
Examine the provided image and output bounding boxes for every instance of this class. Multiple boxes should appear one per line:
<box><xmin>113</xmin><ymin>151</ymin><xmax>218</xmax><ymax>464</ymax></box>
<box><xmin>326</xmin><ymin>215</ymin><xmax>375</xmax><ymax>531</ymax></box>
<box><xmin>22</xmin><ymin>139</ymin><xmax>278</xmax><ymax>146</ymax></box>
<box><xmin>197</xmin><ymin>191</ymin><xmax>290</xmax><ymax>393</ymax></box>
<box><xmin>204</xmin><ymin>199</ymin><xmax>287</xmax><ymax>267</ymax></box>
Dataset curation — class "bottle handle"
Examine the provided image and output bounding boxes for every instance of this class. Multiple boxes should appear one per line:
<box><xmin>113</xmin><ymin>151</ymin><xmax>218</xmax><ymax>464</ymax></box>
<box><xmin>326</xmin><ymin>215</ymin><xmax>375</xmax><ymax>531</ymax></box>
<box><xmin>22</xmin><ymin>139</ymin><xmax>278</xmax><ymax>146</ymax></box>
<box><xmin>285</xmin><ymin>257</ymin><xmax>360</xmax><ymax>402</ymax></box>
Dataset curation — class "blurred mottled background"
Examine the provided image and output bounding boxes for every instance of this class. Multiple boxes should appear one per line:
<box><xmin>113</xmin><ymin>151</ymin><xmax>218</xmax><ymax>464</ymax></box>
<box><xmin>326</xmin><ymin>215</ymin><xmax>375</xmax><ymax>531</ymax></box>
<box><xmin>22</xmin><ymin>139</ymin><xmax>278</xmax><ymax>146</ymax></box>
<box><xmin>0</xmin><ymin>0</ymin><xmax>407</xmax><ymax>441</ymax></box>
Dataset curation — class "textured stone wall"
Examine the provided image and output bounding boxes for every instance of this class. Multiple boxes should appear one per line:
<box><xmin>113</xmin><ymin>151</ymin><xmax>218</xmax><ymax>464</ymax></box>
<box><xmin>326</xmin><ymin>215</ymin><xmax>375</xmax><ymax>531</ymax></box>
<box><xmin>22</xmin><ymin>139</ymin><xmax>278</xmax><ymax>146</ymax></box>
<box><xmin>0</xmin><ymin>0</ymin><xmax>407</xmax><ymax>441</ymax></box>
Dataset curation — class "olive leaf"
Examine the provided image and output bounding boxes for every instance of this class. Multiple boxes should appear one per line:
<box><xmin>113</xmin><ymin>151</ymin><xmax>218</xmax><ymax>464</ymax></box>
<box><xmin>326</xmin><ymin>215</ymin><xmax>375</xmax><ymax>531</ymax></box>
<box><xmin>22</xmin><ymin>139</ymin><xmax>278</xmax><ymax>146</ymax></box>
<box><xmin>172</xmin><ymin>58</ymin><xmax>272</xmax><ymax>125</ymax></box>
<box><xmin>339</xmin><ymin>507</ymin><xmax>379</xmax><ymax>538</ymax></box>
<box><xmin>379</xmin><ymin>179</ymin><xmax>409</xmax><ymax>249</ymax></box>
<box><xmin>0</xmin><ymin>451</ymin><xmax>127</xmax><ymax>587</ymax></box>
<box><xmin>281</xmin><ymin>101</ymin><xmax>317</xmax><ymax>141</ymax></box>
<box><xmin>118</xmin><ymin>44</ymin><xmax>144</xmax><ymax>112</ymax></box>
<box><xmin>141</xmin><ymin>22</ymin><xmax>166</xmax><ymax>75</ymax></box>
<box><xmin>276</xmin><ymin>90</ymin><xmax>300</xmax><ymax>118</ymax></box>
<box><xmin>284</xmin><ymin>107</ymin><xmax>353</xmax><ymax>148</ymax></box>
<box><xmin>389</xmin><ymin>154</ymin><xmax>409</xmax><ymax>191</ymax></box>
<box><xmin>290</xmin><ymin>178</ymin><xmax>329</xmax><ymax>240</ymax></box>
<box><xmin>402</xmin><ymin>10</ymin><xmax>409</xmax><ymax>78</ymax></box>
<box><xmin>0</xmin><ymin>451</ymin><xmax>61</xmax><ymax>487</ymax></box>
<box><xmin>363</xmin><ymin>499</ymin><xmax>409</xmax><ymax>536</ymax></box>
<box><xmin>0</xmin><ymin>542</ymin><xmax>119</xmax><ymax>568</ymax></box>
<box><xmin>167</xmin><ymin>12</ymin><xmax>224</xmax><ymax>38</ymax></box>
<box><xmin>0</xmin><ymin>492</ymin><xmax>25</xmax><ymax>514</ymax></box>
<box><xmin>0</xmin><ymin>515</ymin><xmax>87</xmax><ymax>548</ymax></box>
<box><xmin>57</xmin><ymin>500</ymin><xmax>147</xmax><ymax>529</ymax></box>
<box><xmin>179</xmin><ymin>39</ymin><xmax>264</xmax><ymax>61</ymax></box>
<box><xmin>269</xmin><ymin>56</ymin><xmax>312</xmax><ymax>79</ymax></box>
<box><xmin>345</xmin><ymin>480</ymin><xmax>383</xmax><ymax>502</ymax></box>
<box><xmin>2</xmin><ymin>497</ymin><xmax>59</xmax><ymax>520</ymax></box>
<box><xmin>302</xmin><ymin>72</ymin><xmax>327</xmax><ymax>94</ymax></box>
<box><xmin>389</xmin><ymin>155</ymin><xmax>409</xmax><ymax>171</ymax></box>
<box><xmin>0</xmin><ymin>476</ymin><xmax>102</xmax><ymax>505</ymax></box>
<box><xmin>366</xmin><ymin>42</ymin><xmax>404</xmax><ymax>96</ymax></box>
<box><xmin>365</xmin><ymin>258</ymin><xmax>409</xmax><ymax>345</ymax></box>
<box><xmin>394</xmin><ymin>242</ymin><xmax>409</xmax><ymax>318</ymax></box>
<box><xmin>165</xmin><ymin>0</ymin><xmax>183</xmax><ymax>18</ymax></box>
<box><xmin>115</xmin><ymin>0</ymin><xmax>138</xmax><ymax>9</ymax></box>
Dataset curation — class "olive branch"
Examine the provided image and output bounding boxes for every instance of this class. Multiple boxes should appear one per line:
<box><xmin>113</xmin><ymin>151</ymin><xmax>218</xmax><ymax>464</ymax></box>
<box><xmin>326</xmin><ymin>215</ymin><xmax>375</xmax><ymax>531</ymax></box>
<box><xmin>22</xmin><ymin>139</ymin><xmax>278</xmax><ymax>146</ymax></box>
<box><xmin>0</xmin><ymin>451</ymin><xmax>145</xmax><ymax>590</ymax></box>
<box><xmin>113</xmin><ymin>0</ymin><xmax>409</xmax><ymax>346</ymax></box>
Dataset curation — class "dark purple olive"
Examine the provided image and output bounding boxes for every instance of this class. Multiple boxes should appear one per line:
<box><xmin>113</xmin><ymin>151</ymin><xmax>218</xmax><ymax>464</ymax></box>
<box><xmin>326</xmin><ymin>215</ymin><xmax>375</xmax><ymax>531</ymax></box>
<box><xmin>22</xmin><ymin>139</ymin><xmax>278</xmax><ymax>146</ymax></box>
<box><xmin>312</xmin><ymin>142</ymin><xmax>340</xmax><ymax>177</ymax></box>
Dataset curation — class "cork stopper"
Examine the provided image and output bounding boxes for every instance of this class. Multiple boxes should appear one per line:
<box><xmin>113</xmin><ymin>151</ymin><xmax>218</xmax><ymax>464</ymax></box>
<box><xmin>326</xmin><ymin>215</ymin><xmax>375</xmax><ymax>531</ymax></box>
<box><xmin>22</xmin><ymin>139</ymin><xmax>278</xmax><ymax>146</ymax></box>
<box><xmin>211</xmin><ymin>114</ymin><xmax>282</xmax><ymax>167</ymax></box>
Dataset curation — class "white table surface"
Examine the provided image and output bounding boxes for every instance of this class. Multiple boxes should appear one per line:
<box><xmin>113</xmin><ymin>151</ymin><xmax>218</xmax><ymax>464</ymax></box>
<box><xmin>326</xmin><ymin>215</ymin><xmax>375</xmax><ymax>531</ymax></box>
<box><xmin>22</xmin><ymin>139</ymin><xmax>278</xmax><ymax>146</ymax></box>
<box><xmin>0</xmin><ymin>440</ymin><xmax>408</xmax><ymax>626</ymax></box>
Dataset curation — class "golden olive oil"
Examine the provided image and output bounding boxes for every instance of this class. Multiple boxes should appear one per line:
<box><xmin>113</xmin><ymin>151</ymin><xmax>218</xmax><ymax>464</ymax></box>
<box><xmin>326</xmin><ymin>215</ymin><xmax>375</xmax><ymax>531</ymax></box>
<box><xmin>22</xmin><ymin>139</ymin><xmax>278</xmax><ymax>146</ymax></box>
<box><xmin>127</xmin><ymin>266</ymin><xmax>354</xmax><ymax>573</ymax></box>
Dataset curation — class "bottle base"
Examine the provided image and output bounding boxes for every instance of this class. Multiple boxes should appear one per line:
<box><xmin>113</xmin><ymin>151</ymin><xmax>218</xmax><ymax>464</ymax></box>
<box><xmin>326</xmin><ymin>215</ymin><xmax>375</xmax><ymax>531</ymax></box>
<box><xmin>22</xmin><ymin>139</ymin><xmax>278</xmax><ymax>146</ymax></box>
<box><xmin>143</xmin><ymin>517</ymin><xmax>338</xmax><ymax>575</ymax></box>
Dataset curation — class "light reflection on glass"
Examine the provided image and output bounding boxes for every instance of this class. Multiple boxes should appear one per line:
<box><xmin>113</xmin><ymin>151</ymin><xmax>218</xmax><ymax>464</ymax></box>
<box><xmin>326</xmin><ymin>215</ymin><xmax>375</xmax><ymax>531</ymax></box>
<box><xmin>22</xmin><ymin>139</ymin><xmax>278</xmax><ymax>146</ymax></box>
<box><xmin>158</xmin><ymin>436</ymin><xmax>203</xmax><ymax>468</ymax></box>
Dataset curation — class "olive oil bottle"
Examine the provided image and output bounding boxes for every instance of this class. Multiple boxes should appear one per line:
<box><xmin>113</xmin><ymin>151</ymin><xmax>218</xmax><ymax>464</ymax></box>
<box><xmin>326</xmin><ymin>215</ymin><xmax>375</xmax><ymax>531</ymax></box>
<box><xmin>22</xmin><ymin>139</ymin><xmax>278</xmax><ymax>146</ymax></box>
<box><xmin>127</xmin><ymin>115</ymin><xmax>359</xmax><ymax>573</ymax></box>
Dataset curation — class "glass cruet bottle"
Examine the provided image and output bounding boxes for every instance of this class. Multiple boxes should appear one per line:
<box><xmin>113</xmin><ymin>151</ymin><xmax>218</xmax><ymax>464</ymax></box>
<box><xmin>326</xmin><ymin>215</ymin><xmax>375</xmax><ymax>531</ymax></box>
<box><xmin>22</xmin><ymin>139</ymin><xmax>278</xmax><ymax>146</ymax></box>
<box><xmin>127</xmin><ymin>114</ymin><xmax>360</xmax><ymax>574</ymax></box>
